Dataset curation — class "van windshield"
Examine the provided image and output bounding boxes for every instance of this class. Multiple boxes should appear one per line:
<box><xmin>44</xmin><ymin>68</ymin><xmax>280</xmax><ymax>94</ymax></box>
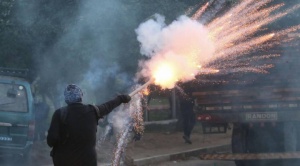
<box><xmin>0</xmin><ymin>83</ymin><xmax>28</xmax><ymax>112</ymax></box>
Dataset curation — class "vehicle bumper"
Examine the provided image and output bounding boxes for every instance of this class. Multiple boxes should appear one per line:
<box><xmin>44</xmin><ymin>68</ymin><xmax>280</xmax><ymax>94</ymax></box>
<box><xmin>0</xmin><ymin>141</ymin><xmax>33</xmax><ymax>156</ymax></box>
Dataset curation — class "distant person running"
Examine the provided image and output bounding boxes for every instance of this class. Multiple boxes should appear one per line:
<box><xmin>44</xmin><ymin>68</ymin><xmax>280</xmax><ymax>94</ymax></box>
<box><xmin>179</xmin><ymin>85</ymin><xmax>196</xmax><ymax>144</ymax></box>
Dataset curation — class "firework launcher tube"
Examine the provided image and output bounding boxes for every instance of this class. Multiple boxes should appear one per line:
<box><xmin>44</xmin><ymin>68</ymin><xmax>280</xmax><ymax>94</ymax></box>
<box><xmin>129</xmin><ymin>79</ymin><xmax>154</xmax><ymax>97</ymax></box>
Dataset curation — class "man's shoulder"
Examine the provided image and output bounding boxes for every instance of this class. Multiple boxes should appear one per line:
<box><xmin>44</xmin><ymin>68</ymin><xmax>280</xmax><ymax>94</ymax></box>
<box><xmin>53</xmin><ymin>106</ymin><xmax>67</xmax><ymax>116</ymax></box>
<box><xmin>55</xmin><ymin>106</ymin><xmax>71</xmax><ymax>124</ymax></box>
<box><xmin>55</xmin><ymin>106</ymin><xmax>66</xmax><ymax>112</ymax></box>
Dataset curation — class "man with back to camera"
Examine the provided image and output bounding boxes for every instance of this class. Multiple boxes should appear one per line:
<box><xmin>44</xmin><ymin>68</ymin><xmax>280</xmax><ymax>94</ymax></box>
<box><xmin>47</xmin><ymin>84</ymin><xmax>131</xmax><ymax>166</ymax></box>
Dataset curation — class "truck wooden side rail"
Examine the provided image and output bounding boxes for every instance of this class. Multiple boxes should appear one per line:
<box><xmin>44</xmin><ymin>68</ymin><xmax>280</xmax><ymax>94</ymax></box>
<box><xmin>193</xmin><ymin>84</ymin><xmax>300</xmax><ymax>165</ymax></box>
<box><xmin>194</xmin><ymin>87</ymin><xmax>300</xmax><ymax>123</ymax></box>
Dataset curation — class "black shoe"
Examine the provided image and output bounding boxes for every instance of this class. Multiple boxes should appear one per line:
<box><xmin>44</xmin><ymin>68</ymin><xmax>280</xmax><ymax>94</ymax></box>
<box><xmin>183</xmin><ymin>135</ymin><xmax>192</xmax><ymax>144</ymax></box>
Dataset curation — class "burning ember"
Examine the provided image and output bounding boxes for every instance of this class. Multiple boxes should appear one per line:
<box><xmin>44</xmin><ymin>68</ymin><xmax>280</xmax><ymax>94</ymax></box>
<box><xmin>142</xmin><ymin>88</ymin><xmax>150</xmax><ymax>96</ymax></box>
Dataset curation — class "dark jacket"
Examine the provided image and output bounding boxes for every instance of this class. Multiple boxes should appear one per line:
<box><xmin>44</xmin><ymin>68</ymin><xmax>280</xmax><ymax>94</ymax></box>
<box><xmin>47</xmin><ymin>96</ymin><xmax>124</xmax><ymax>166</ymax></box>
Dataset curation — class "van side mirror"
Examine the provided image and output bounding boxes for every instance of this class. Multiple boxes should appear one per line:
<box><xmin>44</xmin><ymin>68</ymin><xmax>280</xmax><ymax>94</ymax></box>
<box><xmin>7</xmin><ymin>88</ymin><xmax>18</xmax><ymax>98</ymax></box>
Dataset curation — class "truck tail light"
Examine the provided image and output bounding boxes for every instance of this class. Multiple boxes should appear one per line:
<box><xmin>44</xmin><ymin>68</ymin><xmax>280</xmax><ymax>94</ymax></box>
<box><xmin>197</xmin><ymin>115</ymin><xmax>212</xmax><ymax>121</ymax></box>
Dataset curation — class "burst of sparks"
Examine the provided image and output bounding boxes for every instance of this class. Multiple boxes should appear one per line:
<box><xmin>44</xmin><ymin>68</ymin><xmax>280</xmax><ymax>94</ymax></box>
<box><xmin>205</xmin><ymin>0</ymin><xmax>300</xmax><ymax>64</ymax></box>
<box><xmin>140</xmin><ymin>0</ymin><xmax>300</xmax><ymax>89</ymax></box>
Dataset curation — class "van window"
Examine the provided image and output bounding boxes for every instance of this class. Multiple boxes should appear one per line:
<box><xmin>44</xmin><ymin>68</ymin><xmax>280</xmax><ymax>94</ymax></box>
<box><xmin>0</xmin><ymin>83</ymin><xmax>28</xmax><ymax>112</ymax></box>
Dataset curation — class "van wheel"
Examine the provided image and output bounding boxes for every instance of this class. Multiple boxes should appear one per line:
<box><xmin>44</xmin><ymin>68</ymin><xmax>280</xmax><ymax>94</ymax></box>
<box><xmin>22</xmin><ymin>153</ymin><xmax>33</xmax><ymax>166</ymax></box>
<box><xmin>15</xmin><ymin>149</ymin><xmax>32</xmax><ymax>166</ymax></box>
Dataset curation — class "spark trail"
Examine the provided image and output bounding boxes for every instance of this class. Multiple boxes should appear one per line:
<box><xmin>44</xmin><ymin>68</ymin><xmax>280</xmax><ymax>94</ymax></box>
<box><xmin>136</xmin><ymin>0</ymin><xmax>300</xmax><ymax>89</ymax></box>
<box><xmin>111</xmin><ymin>90</ymin><xmax>144</xmax><ymax>166</ymax></box>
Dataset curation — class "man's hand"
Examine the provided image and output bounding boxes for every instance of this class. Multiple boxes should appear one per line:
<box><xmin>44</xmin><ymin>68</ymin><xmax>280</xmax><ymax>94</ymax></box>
<box><xmin>118</xmin><ymin>95</ymin><xmax>131</xmax><ymax>103</ymax></box>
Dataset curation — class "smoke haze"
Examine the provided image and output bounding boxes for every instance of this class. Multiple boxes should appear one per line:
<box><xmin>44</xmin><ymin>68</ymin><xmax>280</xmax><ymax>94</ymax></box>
<box><xmin>29</xmin><ymin>0</ymin><xmax>140</xmax><ymax>105</ymax></box>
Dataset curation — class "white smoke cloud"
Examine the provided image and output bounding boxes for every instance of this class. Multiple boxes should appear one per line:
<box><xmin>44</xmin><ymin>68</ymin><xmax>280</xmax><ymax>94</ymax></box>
<box><xmin>135</xmin><ymin>14</ymin><xmax>166</xmax><ymax>57</ymax></box>
<box><xmin>135</xmin><ymin>14</ymin><xmax>215</xmax><ymax>88</ymax></box>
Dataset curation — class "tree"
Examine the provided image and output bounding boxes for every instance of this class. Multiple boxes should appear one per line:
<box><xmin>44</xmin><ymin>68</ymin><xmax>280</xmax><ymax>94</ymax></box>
<box><xmin>0</xmin><ymin>0</ymin><xmax>205</xmax><ymax>105</ymax></box>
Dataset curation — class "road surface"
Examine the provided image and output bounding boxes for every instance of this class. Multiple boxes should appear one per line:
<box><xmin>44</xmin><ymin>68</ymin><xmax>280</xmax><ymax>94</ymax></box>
<box><xmin>157</xmin><ymin>158</ymin><xmax>235</xmax><ymax>166</ymax></box>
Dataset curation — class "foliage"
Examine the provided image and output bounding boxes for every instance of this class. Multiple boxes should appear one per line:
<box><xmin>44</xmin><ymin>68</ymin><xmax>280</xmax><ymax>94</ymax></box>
<box><xmin>0</xmin><ymin>0</ymin><xmax>244</xmax><ymax>104</ymax></box>
<box><xmin>0</xmin><ymin>0</ymin><xmax>32</xmax><ymax>68</ymax></box>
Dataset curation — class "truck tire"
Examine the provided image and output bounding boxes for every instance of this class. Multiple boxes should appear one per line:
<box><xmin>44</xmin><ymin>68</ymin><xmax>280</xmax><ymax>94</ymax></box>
<box><xmin>21</xmin><ymin>152</ymin><xmax>33</xmax><ymax>166</ymax></box>
<box><xmin>15</xmin><ymin>148</ymin><xmax>33</xmax><ymax>166</ymax></box>
<box><xmin>283</xmin><ymin>122</ymin><xmax>300</xmax><ymax>166</ymax></box>
<box><xmin>246</xmin><ymin>123</ymin><xmax>284</xmax><ymax>166</ymax></box>
<box><xmin>232</xmin><ymin>123</ymin><xmax>247</xmax><ymax>166</ymax></box>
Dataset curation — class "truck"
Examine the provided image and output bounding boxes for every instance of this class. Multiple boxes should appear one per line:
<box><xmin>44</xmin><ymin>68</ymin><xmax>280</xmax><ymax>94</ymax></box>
<box><xmin>193</xmin><ymin>35</ymin><xmax>300</xmax><ymax>166</ymax></box>
<box><xmin>0</xmin><ymin>68</ymin><xmax>35</xmax><ymax>164</ymax></box>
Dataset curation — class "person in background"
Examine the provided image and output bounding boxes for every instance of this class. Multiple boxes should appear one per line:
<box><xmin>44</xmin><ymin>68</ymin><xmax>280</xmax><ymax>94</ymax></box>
<box><xmin>47</xmin><ymin>84</ymin><xmax>131</xmax><ymax>166</ymax></box>
<box><xmin>179</xmin><ymin>85</ymin><xmax>196</xmax><ymax>144</ymax></box>
<box><xmin>34</xmin><ymin>95</ymin><xmax>50</xmax><ymax>141</ymax></box>
<box><xmin>97</xmin><ymin>115</ymin><xmax>114</xmax><ymax>143</ymax></box>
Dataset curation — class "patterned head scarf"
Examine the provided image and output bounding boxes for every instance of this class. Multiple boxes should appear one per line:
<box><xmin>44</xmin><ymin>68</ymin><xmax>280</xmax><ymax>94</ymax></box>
<box><xmin>64</xmin><ymin>84</ymin><xmax>83</xmax><ymax>104</ymax></box>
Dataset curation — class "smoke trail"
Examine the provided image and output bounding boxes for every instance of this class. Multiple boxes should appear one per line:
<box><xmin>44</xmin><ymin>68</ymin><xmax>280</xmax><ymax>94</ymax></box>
<box><xmin>22</xmin><ymin>0</ymin><xmax>139</xmax><ymax>107</ymax></box>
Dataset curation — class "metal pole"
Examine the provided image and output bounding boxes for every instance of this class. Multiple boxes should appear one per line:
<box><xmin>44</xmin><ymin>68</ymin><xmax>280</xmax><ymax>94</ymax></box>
<box><xmin>129</xmin><ymin>79</ymin><xmax>153</xmax><ymax>97</ymax></box>
<box><xmin>171</xmin><ymin>88</ymin><xmax>176</xmax><ymax>119</ymax></box>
